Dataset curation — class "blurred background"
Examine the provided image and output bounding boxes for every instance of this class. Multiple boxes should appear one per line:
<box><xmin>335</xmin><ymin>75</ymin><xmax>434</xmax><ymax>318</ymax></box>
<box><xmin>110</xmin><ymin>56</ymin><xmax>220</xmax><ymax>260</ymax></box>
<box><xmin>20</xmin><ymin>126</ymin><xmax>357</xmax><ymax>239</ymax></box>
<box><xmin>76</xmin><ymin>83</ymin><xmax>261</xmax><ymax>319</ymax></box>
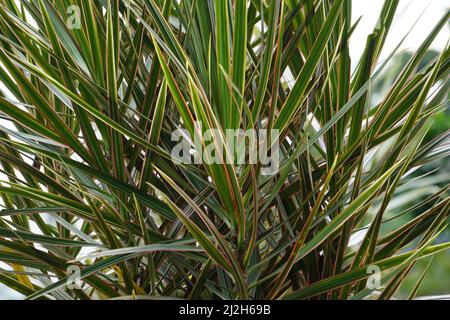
<box><xmin>352</xmin><ymin>0</ymin><xmax>449</xmax><ymax>299</ymax></box>
<box><xmin>0</xmin><ymin>0</ymin><xmax>448</xmax><ymax>299</ymax></box>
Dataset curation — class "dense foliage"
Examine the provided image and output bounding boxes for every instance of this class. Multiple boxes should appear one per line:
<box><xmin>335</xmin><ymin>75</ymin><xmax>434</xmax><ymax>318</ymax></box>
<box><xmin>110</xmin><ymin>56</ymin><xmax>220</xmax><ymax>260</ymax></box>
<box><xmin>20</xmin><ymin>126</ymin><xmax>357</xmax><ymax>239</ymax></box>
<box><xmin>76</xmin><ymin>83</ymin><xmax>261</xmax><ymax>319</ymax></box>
<box><xmin>0</xmin><ymin>0</ymin><xmax>448</xmax><ymax>300</ymax></box>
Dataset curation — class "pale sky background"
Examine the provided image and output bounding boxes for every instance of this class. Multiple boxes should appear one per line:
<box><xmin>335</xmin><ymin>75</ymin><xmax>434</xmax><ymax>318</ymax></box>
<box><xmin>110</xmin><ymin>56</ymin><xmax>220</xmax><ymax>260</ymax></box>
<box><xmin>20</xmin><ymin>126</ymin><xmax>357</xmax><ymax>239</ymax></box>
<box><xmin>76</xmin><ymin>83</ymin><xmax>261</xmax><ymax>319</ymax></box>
<box><xmin>351</xmin><ymin>0</ymin><xmax>449</xmax><ymax>63</ymax></box>
<box><xmin>0</xmin><ymin>0</ymin><xmax>449</xmax><ymax>300</ymax></box>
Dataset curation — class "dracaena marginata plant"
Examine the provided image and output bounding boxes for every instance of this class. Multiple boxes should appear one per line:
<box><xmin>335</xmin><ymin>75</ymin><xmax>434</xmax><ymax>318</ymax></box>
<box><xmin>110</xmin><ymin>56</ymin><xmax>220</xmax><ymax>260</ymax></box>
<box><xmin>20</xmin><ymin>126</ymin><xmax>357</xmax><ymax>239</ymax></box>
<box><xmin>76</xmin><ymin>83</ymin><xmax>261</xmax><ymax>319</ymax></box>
<box><xmin>0</xmin><ymin>0</ymin><xmax>448</xmax><ymax>300</ymax></box>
